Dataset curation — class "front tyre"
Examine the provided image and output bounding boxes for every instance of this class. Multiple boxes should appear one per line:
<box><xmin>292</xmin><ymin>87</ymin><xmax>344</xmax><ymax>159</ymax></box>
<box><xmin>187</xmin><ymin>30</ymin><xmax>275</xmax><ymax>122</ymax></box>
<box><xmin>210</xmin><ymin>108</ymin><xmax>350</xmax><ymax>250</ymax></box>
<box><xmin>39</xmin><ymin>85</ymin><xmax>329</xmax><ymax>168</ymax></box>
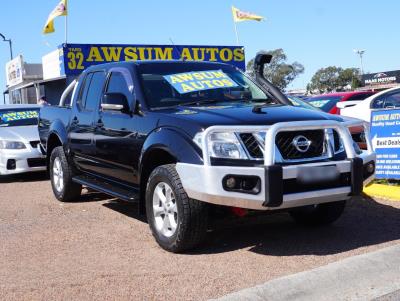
<box><xmin>289</xmin><ymin>200</ymin><xmax>346</xmax><ymax>226</ymax></box>
<box><xmin>146</xmin><ymin>164</ymin><xmax>208</xmax><ymax>253</ymax></box>
<box><xmin>50</xmin><ymin>146</ymin><xmax>82</xmax><ymax>202</ymax></box>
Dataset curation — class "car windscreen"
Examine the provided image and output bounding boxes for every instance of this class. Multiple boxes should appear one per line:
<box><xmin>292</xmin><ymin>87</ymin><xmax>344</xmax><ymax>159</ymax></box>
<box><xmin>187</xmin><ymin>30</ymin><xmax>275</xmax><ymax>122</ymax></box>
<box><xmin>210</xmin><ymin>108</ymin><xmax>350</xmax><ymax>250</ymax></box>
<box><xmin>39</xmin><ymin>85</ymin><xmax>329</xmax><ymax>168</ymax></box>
<box><xmin>288</xmin><ymin>96</ymin><xmax>320</xmax><ymax>111</ymax></box>
<box><xmin>0</xmin><ymin>108</ymin><xmax>39</xmax><ymax>127</ymax></box>
<box><xmin>137</xmin><ymin>63</ymin><xmax>273</xmax><ymax>109</ymax></box>
<box><xmin>306</xmin><ymin>96</ymin><xmax>344</xmax><ymax>112</ymax></box>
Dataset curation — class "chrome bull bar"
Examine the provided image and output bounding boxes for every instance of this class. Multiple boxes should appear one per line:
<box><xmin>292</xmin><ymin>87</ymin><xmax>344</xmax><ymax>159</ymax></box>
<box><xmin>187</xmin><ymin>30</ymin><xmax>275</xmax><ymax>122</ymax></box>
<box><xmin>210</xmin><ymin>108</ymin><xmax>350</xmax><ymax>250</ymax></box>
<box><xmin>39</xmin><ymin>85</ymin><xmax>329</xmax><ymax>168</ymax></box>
<box><xmin>200</xmin><ymin>119</ymin><xmax>373</xmax><ymax>166</ymax></box>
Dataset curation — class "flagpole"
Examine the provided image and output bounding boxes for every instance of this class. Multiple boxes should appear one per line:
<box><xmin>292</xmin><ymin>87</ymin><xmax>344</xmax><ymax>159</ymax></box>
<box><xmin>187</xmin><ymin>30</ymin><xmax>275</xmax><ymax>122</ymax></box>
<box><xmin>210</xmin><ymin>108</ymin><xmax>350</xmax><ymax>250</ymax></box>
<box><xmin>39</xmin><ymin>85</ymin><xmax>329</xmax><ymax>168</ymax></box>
<box><xmin>233</xmin><ymin>20</ymin><xmax>239</xmax><ymax>46</ymax></box>
<box><xmin>65</xmin><ymin>9</ymin><xmax>68</xmax><ymax>43</ymax></box>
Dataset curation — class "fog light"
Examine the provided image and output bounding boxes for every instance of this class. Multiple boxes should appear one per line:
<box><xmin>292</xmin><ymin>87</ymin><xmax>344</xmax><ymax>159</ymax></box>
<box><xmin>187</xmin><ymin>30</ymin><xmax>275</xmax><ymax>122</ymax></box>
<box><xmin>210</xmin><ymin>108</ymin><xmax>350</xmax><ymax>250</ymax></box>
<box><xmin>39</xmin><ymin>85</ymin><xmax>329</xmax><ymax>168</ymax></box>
<box><xmin>226</xmin><ymin>177</ymin><xmax>236</xmax><ymax>189</ymax></box>
<box><xmin>7</xmin><ymin>159</ymin><xmax>16</xmax><ymax>170</ymax></box>
<box><xmin>366</xmin><ymin>162</ymin><xmax>375</xmax><ymax>174</ymax></box>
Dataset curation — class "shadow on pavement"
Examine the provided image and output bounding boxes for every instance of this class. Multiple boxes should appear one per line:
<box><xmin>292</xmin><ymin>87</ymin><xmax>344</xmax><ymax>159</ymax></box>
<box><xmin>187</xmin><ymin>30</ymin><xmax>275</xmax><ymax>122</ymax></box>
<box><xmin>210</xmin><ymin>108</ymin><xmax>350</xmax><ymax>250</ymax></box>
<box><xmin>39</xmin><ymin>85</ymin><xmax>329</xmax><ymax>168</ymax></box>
<box><xmin>0</xmin><ymin>172</ymin><xmax>49</xmax><ymax>183</ymax></box>
<box><xmin>191</xmin><ymin>195</ymin><xmax>400</xmax><ymax>256</ymax></box>
<box><xmin>102</xmin><ymin>200</ymin><xmax>147</xmax><ymax>223</ymax></box>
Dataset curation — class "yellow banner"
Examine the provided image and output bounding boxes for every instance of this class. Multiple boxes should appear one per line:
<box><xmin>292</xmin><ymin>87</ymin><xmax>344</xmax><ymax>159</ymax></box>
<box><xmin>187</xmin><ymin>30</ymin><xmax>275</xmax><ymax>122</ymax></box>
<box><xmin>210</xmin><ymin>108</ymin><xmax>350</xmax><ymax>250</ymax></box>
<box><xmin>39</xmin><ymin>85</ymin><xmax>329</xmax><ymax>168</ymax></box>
<box><xmin>232</xmin><ymin>6</ymin><xmax>264</xmax><ymax>22</ymax></box>
<box><xmin>43</xmin><ymin>0</ymin><xmax>68</xmax><ymax>34</ymax></box>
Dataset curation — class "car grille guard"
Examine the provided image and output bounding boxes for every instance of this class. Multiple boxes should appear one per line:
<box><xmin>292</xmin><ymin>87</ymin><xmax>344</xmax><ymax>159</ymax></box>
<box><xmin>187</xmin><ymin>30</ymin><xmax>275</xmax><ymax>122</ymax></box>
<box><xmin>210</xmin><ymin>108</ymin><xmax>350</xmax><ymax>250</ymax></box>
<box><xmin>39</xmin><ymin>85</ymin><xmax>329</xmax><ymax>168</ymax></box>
<box><xmin>200</xmin><ymin>120</ymin><xmax>373</xmax><ymax>166</ymax></box>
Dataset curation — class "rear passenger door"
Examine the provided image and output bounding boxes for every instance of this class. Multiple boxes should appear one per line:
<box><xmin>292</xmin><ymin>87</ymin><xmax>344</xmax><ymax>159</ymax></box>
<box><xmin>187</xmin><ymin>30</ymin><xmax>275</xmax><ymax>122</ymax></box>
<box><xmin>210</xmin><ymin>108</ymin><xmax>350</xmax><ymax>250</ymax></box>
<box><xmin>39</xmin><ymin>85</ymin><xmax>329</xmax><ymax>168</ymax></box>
<box><xmin>69</xmin><ymin>71</ymin><xmax>106</xmax><ymax>173</ymax></box>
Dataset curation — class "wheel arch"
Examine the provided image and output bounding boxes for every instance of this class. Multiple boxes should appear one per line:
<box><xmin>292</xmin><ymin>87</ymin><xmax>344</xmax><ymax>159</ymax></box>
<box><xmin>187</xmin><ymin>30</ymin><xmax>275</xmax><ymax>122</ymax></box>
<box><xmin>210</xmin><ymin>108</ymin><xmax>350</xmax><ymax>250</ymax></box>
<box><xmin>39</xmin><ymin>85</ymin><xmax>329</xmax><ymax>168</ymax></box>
<box><xmin>138</xmin><ymin>128</ymin><xmax>203</xmax><ymax>214</ymax></box>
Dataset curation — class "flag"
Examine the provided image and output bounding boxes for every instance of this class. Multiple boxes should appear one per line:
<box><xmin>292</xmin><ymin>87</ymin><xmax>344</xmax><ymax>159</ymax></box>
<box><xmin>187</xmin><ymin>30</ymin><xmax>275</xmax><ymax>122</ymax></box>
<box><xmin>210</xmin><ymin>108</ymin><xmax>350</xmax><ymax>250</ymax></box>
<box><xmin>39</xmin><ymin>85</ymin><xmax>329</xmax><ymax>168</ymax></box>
<box><xmin>43</xmin><ymin>0</ymin><xmax>68</xmax><ymax>34</ymax></box>
<box><xmin>232</xmin><ymin>6</ymin><xmax>264</xmax><ymax>22</ymax></box>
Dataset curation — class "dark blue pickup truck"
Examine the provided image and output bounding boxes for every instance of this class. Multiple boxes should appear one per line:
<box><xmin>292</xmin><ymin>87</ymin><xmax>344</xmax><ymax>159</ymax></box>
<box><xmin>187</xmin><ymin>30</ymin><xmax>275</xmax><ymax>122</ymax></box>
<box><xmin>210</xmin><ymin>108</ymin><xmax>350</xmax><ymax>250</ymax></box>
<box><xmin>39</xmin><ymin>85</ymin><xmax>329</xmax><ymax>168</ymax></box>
<box><xmin>39</xmin><ymin>53</ymin><xmax>376</xmax><ymax>252</ymax></box>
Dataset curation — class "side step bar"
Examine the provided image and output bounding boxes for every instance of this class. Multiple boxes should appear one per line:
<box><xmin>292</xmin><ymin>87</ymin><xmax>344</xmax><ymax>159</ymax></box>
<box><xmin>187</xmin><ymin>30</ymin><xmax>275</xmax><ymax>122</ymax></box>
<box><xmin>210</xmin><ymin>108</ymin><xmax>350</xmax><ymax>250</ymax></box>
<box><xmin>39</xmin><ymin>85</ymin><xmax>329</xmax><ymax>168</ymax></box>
<box><xmin>73</xmin><ymin>175</ymin><xmax>139</xmax><ymax>202</ymax></box>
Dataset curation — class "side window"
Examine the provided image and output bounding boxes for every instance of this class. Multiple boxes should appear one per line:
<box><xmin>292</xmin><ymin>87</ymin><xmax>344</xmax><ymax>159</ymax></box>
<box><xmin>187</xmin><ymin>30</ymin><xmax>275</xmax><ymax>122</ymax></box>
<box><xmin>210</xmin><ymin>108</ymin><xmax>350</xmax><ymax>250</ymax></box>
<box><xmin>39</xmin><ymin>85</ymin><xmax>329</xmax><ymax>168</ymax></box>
<box><xmin>84</xmin><ymin>72</ymin><xmax>107</xmax><ymax>111</ymax></box>
<box><xmin>77</xmin><ymin>73</ymin><xmax>93</xmax><ymax>108</ymax></box>
<box><xmin>347</xmin><ymin>93</ymin><xmax>373</xmax><ymax>101</ymax></box>
<box><xmin>106</xmin><ymin>72</ymin><xmax>131</xmax><ymax>99</ymax></box>
<box><xmin>371</xmin><ymin>94</ymin><xmax>386</xmax><ymax>109</ymax></box>
<box><xmin>384</xmin><ymin>91</ymin><xmax>400</xmax><ymax>108</ymax></box>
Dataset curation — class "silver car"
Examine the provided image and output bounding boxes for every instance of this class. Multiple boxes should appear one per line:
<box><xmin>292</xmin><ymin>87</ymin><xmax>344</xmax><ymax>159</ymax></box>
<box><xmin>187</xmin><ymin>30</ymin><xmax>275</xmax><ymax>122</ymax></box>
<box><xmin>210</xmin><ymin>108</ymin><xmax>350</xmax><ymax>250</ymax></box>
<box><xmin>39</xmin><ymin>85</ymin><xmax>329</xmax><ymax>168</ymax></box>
<box><xmin>0</xmin><ymin>104</ymin><xmax>46</xmax><ymax>175</ymax></box>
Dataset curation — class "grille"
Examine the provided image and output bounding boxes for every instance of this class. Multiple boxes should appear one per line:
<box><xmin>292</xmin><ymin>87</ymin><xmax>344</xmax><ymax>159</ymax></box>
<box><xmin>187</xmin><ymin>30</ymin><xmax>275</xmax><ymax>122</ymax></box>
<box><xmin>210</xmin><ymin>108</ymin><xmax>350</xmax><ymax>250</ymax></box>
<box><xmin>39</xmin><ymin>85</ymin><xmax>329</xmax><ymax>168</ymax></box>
<box><xmin>239</xmin><ymin>133</ymin><xmax>263</xmax><ymax>159</ymax></box>
<box><xmin>30</xmin><ymin>141</ymin><xmax>40</xmax><ymax>148</ymax></box>
<box><xmin>27</xmin><ymin>158</ymin><xmax>46</xmax><ymax>167</ymax></box>
<box><xmin>276</xmin><ymin>130</ymin><xmax>325</xmax><ymax>160</ymax></box>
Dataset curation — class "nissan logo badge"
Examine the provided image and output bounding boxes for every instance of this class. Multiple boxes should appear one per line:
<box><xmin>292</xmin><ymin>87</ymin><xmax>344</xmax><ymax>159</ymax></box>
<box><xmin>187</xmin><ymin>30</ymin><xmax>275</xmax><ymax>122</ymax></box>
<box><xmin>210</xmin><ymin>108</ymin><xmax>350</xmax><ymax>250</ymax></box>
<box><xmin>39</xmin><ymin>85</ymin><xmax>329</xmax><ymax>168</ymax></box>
<box><xmin>292</xmin><ymin>135</ymin><xmax>311</xmax><ymax>153</ymax></box>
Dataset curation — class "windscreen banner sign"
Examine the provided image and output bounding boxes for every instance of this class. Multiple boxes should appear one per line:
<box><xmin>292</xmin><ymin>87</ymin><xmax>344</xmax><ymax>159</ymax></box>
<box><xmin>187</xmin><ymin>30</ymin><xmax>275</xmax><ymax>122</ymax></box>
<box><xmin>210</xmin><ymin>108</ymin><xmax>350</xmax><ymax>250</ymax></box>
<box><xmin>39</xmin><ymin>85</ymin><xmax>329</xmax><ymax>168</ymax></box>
<box><xmin>370</xmin><ymin>109</ymin><xmax>400</xmax><ymax>179</ymax></box>
<box><xmin>59</xmin><ymin>43</ymin><xmax>246</xmax><ymax>76</ymax></box>
<box><xmin>163</xmin><ymin>70</ymin><xmax>239</xmax><ymax>93</ymax></box>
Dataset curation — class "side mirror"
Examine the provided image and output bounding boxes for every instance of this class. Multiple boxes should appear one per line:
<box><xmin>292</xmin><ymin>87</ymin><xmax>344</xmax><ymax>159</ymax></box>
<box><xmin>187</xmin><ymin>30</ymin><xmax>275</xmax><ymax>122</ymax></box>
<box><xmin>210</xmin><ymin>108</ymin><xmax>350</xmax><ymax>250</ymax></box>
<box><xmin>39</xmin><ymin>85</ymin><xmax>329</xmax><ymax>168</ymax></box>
<box><xmin>101</xmin><ymin>92</ymin><xmax>130</xmax><ymax>112</ymax></box>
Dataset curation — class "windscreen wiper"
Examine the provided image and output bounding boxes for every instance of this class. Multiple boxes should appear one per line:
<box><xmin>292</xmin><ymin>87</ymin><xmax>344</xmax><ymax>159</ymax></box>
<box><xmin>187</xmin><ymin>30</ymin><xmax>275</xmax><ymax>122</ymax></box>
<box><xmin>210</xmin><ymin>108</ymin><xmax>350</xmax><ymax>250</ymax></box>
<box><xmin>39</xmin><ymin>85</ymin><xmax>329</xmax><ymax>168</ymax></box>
<box><xmin>181</xmin><ymin>99</ymin><xmax>221</xmax><ymax>106</ymax></box>
<box><xmin>252</xmin><ymin>99</ymin><xmax>278</xmax><ymax>113</ymax></box>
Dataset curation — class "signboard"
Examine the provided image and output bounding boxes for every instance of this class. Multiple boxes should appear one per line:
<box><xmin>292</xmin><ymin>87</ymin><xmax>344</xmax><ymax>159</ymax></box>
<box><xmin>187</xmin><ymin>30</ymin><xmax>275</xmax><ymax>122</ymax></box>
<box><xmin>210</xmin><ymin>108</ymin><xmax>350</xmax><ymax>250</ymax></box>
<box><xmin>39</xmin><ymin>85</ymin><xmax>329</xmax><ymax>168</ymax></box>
<box><xmin>362</xmin><ymin>70</ymin><xmax>400</xmax><ymax>87</ymax></box>
<box><xmin>163</xmin><ymin>70</ymin><xmax>239</xmax><ymax>93</ymax></box>
<box><xmin>5</xmin><ymin>55</ymin><xmax>24</xmax><ymax>87</ymax></box>
<box><xmin>370</xmin><ymin>109</ymin><xmax>400</xmax><ymax>179</ymax></box>
<box><xmin>42</xmin><ymin>48</ymin><xmax>65</xmax><ymax>80</ymax></box>
<box><xmin>56</xmin><ymin>43</ymin><xmax>245</xmax><ymax>76</ymax></box>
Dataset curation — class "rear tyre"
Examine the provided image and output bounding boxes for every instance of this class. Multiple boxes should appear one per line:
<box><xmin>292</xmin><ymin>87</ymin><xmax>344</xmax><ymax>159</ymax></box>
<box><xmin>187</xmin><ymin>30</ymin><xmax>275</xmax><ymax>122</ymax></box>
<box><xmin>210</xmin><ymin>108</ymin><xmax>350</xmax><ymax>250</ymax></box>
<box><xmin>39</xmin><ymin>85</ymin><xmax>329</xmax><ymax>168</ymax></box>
<box><xmin>50</xmin><ymin>146</ymin><xmax>82</xmax><ymax>202</ymax></box>
<box><xmin>289</xmin><ymin>200</ymin><xmax>346</xmax><ymax>226</ymax></box>
<box><xmin>146</xmin><ymin>164</ymin><xmax>208</xmax><ymax>253</ymax></box>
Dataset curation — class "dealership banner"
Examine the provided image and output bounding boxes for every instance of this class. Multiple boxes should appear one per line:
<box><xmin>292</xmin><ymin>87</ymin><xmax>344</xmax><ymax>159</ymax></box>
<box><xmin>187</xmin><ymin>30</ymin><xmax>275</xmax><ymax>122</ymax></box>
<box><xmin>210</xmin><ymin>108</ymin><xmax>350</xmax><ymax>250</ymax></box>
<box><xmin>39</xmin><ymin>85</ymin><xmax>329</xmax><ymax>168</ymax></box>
<box><xmin>45</xmin><ymin>43</ymin><xmax>245</xmax><ymax>77</ymax></box>
<box><xmin>370</xmin><ymin>109</ymin><xmax>400</xmax><ymax>179</ymax></box>
<box><xmin>362</xmin><ymin>70</ymin><xmax>400</xmax><ymax>86</ymax></box>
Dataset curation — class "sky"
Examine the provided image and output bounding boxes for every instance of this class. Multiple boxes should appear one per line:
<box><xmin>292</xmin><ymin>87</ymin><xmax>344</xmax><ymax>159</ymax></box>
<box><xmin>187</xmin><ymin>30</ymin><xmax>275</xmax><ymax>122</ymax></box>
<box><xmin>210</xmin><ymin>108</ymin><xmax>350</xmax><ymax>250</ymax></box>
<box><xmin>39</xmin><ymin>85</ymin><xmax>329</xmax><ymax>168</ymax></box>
<box><xmin>1</xmin><ymin>0</ymin><xmax>400</xmax><ymax>98</ymax></box>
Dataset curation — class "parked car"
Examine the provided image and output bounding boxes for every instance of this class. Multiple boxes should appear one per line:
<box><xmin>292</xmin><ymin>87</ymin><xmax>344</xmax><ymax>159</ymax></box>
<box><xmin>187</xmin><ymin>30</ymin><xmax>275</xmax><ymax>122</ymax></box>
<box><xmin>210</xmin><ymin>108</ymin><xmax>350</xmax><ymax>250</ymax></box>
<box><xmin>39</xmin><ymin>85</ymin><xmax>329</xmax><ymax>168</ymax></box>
<box><xmin>307</xmin><ymin>91</ymin><xmax>376</xmax><ymax>115</ymax></box>
<box><xmin>39</xmin><ymin>55</ymin><xmax>375</xmax><ymax>252</ymax></box>
<box><xmin>0</xmin><ymin>104</ymin><xmax>46</xmax><ymax>175</ymax></box>
<box><xmin>288</xmin><ymin>96</ymin><xmax>367</xmax><ymax>149</ymax></box>
<box><xmin>339</xmin><ymin>86</ymin><xmax>400</xmax><ymax>122</ymax></box>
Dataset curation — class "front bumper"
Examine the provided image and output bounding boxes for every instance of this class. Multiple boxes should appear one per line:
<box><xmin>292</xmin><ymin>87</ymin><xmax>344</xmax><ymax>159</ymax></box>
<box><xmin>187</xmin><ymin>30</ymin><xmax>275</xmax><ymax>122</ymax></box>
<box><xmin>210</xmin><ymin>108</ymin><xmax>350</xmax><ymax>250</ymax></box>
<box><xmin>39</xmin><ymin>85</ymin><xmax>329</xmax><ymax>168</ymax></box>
<box><xmin>0</xmin><ymin>146</ymin><xmax>46</xmax><ymax>175</ymax></box>
<box><xmin>176</xmin><ymin>120</ymin><xmax>376</xmax><ymax>210</ymax></box>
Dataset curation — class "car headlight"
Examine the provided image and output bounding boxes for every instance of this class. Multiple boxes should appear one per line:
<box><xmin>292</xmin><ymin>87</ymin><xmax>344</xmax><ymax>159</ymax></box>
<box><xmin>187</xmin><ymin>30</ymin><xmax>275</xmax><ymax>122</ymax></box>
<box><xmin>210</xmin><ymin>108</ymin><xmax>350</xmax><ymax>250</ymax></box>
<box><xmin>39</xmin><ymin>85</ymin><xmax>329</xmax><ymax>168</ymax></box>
<box><xmin>0</xmin><ymin>141</ymin><xmax>26</xmax><ymax>149</ymax></box>
<box><xmin>193</xmin><ymin>132</ymin><xmax>248</xmax><ymax>159</ymax></box>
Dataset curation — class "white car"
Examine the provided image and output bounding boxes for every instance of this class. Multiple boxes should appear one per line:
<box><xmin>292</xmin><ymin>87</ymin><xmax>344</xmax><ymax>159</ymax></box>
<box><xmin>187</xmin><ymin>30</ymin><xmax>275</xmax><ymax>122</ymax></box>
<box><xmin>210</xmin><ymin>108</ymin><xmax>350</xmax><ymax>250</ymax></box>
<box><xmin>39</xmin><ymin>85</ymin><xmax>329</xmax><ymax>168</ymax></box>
<box><xmin>0</xmin><ymin>104</ymin><xmax>46</xmax><ymax>175</ymax></box>
<box><xmin>339</xmin><ymin>86</ymin><xmax>400</xmax><ymax>122</ymax></box>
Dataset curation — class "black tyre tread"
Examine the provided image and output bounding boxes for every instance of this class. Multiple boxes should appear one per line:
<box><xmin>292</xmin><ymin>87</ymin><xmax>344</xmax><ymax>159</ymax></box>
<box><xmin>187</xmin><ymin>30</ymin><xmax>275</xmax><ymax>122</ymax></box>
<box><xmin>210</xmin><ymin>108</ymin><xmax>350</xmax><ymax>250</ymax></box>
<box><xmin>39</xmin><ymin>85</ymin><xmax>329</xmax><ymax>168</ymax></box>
<box><xmin>289</xmin><ymin>200</ymin><xmax>346</xmax><ymax>226</ymax></box>
<box><xmin>50</xmin><ymin>146</ymin><xmax>82</xmax><ymax>202</ymax></box>
<box><xmin>146</xmin><ymin>164</ymin><xmax>208</xmax><ymax>253</ymax></box>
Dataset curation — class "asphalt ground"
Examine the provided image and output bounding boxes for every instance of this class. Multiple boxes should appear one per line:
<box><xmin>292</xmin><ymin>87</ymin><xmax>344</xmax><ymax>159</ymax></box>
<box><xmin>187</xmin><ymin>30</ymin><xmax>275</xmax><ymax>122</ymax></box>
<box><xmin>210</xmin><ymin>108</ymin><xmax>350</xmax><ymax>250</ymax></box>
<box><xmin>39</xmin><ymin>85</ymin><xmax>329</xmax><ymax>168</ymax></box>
<box><xmin>1</xmin><ymin>172</ymin><xmax>400</xmax><ymax>300</ymax></box>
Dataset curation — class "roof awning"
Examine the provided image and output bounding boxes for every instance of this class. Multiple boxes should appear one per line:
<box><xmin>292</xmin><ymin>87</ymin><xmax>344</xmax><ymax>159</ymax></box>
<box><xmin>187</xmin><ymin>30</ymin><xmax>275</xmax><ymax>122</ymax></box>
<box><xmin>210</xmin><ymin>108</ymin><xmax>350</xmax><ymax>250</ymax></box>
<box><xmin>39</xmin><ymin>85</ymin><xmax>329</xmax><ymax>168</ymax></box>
<box><xmin>3</xmin><ymin>76</ymin><xmax>67</xmax><ymax>94</ymax></box>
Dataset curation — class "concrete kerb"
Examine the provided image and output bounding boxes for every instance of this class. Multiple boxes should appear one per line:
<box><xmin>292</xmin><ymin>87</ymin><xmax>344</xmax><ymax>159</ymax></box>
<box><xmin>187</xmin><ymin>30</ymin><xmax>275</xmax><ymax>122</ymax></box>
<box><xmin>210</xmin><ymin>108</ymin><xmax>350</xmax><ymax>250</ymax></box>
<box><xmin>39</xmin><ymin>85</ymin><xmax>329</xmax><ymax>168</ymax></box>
<box><xmin>363</xmin><ymin>184</ymin><xmax>400</xmax><ymax>201</ymax></box>
<box><xmin>213</xmin><ymin>244</ymin><xmax>400</xmax><ymax>301</ymax></box>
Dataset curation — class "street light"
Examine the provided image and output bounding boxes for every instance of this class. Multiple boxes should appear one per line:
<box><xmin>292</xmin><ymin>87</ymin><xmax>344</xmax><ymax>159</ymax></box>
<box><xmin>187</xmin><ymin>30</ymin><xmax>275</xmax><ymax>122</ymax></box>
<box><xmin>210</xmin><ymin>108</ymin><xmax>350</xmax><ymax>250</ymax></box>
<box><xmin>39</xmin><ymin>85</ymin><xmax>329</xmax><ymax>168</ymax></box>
<box><xmin>353</xmin><ymin>49</ymin><xmax>365</xmax><ymax>75</ymax></box>
<box><xmin>0</xmin><ymin>33</ymin><xmax>13</xmax><ymax>60</ymax></box>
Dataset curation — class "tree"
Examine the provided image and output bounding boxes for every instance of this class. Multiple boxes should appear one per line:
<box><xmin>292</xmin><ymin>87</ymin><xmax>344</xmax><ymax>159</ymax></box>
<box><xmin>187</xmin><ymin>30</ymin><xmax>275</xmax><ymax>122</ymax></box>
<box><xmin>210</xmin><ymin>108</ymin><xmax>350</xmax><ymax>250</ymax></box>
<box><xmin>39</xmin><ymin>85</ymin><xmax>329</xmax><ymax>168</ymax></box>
<box><xmin>338</xmin><ymin>68</ymin><xmax>361</xmax><ymax>90</ymax></box>
<box><xmin>246</xmin><ymin>49</ymin><xmax>304</xmax><ymax>91</ymax></box>
<box><xmin>307</xmin><ymin>67</ymin><xmax>361</xmax><ymax>94</ymax></box>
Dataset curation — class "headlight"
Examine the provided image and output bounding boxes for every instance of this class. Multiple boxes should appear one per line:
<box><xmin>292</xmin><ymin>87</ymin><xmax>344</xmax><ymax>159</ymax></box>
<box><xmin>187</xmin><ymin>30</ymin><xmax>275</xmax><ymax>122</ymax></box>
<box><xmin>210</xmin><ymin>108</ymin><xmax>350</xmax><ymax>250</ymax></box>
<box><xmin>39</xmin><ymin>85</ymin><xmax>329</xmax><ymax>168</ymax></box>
<box><xmin>193</xmin><ymin>132</ymin><xmax>248</xmax><ymax>159</ymax></box>
<box><xmin>0</xmin><ymin>141</ymin><xmax>26</xmax><ymax>149</ymax></box>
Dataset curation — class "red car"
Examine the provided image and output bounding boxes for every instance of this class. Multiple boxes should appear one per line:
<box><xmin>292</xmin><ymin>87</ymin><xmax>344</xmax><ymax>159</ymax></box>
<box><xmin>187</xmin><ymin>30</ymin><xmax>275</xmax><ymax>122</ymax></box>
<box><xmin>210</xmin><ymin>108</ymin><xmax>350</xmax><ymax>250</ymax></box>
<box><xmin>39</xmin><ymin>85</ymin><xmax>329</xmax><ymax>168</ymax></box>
<box><xmin>307</xmin><ymin>91</ymin><xmax>376</xmax><ymax>115</ymax></box>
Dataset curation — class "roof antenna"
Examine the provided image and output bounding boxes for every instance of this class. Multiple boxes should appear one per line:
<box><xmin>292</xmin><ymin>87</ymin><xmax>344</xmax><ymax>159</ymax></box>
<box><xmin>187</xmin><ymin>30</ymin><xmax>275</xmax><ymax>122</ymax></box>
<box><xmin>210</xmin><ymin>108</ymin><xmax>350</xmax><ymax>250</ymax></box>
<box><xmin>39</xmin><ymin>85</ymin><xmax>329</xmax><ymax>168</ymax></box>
<box><xmin>169</xmin><ymin>37</ymin><xmax>184</xmax><ymax>61</ymax></box>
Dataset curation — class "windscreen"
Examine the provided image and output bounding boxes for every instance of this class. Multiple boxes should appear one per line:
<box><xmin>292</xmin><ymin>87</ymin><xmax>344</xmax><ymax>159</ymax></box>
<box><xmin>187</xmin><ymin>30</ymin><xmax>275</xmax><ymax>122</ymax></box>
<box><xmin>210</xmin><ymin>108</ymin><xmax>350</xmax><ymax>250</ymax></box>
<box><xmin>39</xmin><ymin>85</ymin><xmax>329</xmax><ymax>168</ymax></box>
<box><xmin>287</xmin><ymin>96</ymin><xmax>320</xmax><ymax>111</ymax></box>
<box><xmin>306</xmin><ymin>96</ymin><xmax>344</xmax><ymax>112</ymax></box>
<box><xmin>0</xmin><ymin>108</ymin><xmax>39</xmax><ymax>127</ymax></box>
<box><xmin>137</xmin><ymin>63</ymin><xmax>273</xmax><ymax>109</ymax></box>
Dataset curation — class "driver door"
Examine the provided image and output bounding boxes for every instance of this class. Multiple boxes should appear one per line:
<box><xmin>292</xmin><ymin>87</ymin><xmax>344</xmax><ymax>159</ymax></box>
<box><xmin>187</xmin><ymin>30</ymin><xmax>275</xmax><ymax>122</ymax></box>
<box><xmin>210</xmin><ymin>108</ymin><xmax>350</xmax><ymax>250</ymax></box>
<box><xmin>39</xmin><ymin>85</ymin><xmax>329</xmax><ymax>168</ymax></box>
<box><xmin>94</xmin><ymin>68</ymin><xmax>141</xmax><ymax>186</ymax></box>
